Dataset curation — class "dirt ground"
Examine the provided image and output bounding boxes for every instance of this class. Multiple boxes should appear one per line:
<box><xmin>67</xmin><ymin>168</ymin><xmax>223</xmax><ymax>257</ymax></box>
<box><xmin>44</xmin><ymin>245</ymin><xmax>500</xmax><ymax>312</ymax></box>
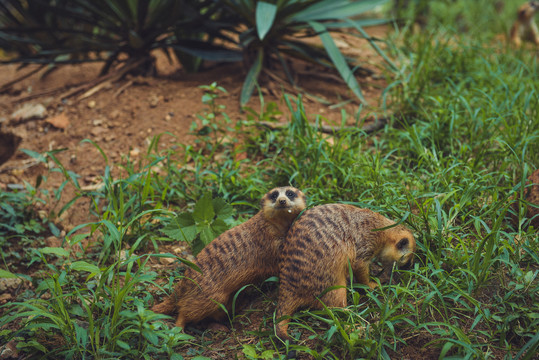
<box><xmin>0</xmin><ymin>27</ymin><xmax>389</xmax><ymax>232</ymax></box>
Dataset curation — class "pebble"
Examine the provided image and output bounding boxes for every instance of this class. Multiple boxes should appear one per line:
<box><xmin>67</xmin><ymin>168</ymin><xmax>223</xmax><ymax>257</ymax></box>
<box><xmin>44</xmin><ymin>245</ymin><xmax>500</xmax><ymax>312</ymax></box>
<box><xmin>10</xmin><ymin>103</ymin><xmax>47</xmax><ymax>122</ymax></box>
<box><xmin>0</xmin><ymin>277</ymin><xmax>23</xmax><ymax>292</ymax></box>
<box><xmin>159</xmin><ymin>255</ymin><xmax>175</xmax><ymax>265</ymax></box>
<box><xmin>130</xmin><ymin>147</ymin><xmax>141</xmax><ymax>157</ymax></box>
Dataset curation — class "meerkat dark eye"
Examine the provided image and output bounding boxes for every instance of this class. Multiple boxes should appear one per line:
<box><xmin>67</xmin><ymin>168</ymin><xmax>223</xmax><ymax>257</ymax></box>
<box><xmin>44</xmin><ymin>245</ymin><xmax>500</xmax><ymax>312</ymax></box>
<box><xmin>396</xmin><ymin>238</ymin><xmax>409</xmax><ymax>251</ymax></box>
<box><xmin>270</xmin><ymin>191</ymin><xmax>279</xmax><ymax>201</ymax></box>
<box><xmin>285</xmin><ymin>190</ymin><xmax>296</xmax><ymax>199</ymax></box>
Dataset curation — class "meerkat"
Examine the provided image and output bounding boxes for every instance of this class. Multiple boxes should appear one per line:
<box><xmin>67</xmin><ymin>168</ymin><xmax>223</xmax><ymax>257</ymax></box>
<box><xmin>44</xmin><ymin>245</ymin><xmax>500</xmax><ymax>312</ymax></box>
<box><xmin>152</xmin><ymin>186</ymin><xmax>307</xmax><ymax>328</ymax></box>
<box><xmin>274</xmin><ymin>204</ymin><xmax>416</xmax><ymax>342</ymax></box>
<box><xmin>510</xmin><ymin>1</ymin><xmax>539</xmax><ymax>47</ymax></box>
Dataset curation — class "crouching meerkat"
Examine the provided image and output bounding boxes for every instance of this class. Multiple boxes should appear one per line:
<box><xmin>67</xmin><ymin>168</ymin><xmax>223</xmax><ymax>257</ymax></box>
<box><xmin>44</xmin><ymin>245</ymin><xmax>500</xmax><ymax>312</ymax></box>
<box><xmin>510</xmin><ymin>1</ymin><xmax>539</xmax><ymax>47</ymax></box>
<box><xmin>275</xmin><ymin>204</ymin><xmax>416</xmax><ymax>341</ymax></box>
<box><xmin>152</xmin><ymin>186</ymin><xmax>307</xmax><ymax>328</ymax></box>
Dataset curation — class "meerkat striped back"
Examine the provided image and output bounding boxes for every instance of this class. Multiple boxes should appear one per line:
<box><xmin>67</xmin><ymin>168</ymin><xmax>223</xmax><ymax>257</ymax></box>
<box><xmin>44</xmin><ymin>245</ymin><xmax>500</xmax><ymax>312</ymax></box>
<box><xmin>276</xmin><ymin>203</ymin><xmax>416</xmax><ymax>341</ymax></box>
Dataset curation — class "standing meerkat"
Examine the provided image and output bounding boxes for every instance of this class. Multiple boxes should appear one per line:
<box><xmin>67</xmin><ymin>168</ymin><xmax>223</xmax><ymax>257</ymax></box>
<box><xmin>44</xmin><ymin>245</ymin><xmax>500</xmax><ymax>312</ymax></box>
<box><xmin>152</xmin><ymin>186</ymin><xmax>307</xmax><ymax>328</ymax></box>
<box><xmin>510</xmin><ymin>1</ymin><xmax>539</xmax><ymax>47</ymax></box>
<box><xmin>275</xmin><ymin>204</ymin><xmax>416</xmax><ymax>342</ymax></box>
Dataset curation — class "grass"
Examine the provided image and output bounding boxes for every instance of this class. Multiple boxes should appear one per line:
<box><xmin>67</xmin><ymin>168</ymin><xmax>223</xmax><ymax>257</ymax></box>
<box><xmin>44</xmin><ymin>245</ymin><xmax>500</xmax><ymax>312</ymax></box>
<box><xmin>1</xmin><ymin>0</ymin><xmax>538</xmax><ymax>358</ymax></box>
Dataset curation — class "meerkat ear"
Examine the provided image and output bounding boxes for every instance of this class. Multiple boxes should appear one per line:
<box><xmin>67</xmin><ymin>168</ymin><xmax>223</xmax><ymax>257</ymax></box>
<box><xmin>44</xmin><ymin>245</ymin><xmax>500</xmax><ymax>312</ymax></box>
<box><xmin>396</xmin><ymin>238</ymin><xmax>409</xmax><ymax>251</ymax></box>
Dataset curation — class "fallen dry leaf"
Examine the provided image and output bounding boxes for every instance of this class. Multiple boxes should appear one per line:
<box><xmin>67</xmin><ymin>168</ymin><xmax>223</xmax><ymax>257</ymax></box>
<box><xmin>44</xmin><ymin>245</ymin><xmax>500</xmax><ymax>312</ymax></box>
<box><xmin>45</xmin><ymin>113</ymin><xmax>70</xmax><ymax>129</ymax></box>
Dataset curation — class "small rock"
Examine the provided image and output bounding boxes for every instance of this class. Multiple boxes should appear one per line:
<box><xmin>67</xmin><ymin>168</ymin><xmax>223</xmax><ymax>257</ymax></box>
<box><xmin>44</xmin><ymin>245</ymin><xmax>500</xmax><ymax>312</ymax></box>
<box><xmin>92</xmin><ymin>118</ymin><xmax>103</xmax><ymax>126</ymax></box>
<box><xmin>0</xmin><ymin>277</ymin><xmax>23</xmax><ymax>292</ymax></box>
<box><xmin>10</xmin><ymin>103</ymin><xmax>47</xmax><ymax>122</ymax></box>
<box><xmin>130</xmin><ymin>147</ymin><xmax>141</xmax><ymax>157</ymax></box>
<box><xmin>38</xmin><ymin>210</ymin><xmax>48</xmax><ymax>220</ymax></box>
<box><xmin>87</xmin><ymin>100</ymin><xmax>96</xmax><ymax>109</ymax></box>
<box><xmin>0</xmin><ymin>293</ymin><xmax>13</xmax><ymax>304</ymax></box>
<box><xmin>119</xmin><ymin>250</ymin><xmax>130</xmax><ymax>261</ymax></box>
<box><xmin>159</xmin><ymin>255</ymin><xmax>175</xmax><ymax>265</ymax></box>
<box><xmin>164</xmin><ymin>114</ymin><xmax>172</xmax><ymax>121</ymax></box>
<box><xmin>148</xmin><ymin>94</ymin><xmax>163</xmax><ymax>108</ymax></box>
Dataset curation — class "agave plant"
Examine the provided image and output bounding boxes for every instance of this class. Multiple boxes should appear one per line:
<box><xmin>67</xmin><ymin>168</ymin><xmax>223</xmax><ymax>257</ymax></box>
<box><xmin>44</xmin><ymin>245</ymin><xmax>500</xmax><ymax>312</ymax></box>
<box><xmin>219</xmin><ymin>0</ymin><xmax>391</xmax><ymax>106</ymax></box>
<box><xmin>0</xmin><ymin>0</ymin><xmax>241</xmax><ymax>74</ymax></box>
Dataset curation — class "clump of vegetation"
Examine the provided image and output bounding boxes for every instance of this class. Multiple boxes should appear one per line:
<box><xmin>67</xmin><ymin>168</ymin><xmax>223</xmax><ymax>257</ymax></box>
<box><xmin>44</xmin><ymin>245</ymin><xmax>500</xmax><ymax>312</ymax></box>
<box><xmin>0</xmin><ymin>0</ymin><xmax>241</xmax><ymax>74</ymax></box>
<box><xmin>1</xmin><ymin>0</ymin><xmax>538</xmax><ymax>359</ymax></box>
<box><xmin>0</xmin><ymin>0</ymin><xmax>391</xmax><ymax>105</ymax></box>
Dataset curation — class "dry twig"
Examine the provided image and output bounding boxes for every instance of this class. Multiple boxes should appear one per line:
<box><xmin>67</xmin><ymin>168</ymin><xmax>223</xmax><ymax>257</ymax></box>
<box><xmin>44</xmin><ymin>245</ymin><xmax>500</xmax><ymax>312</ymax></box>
<box><xmin>257</xmin><ymin>117</ymin><xmax>388</xmax><ymax>135</ymax></box>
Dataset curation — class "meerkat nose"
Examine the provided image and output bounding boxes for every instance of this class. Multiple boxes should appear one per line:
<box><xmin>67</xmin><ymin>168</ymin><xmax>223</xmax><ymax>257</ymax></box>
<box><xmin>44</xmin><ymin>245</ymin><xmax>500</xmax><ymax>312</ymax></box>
<box><xmin>279</xmin><ymin>199</ymin><xmax>287</xmax><ymax>205</ymax></box>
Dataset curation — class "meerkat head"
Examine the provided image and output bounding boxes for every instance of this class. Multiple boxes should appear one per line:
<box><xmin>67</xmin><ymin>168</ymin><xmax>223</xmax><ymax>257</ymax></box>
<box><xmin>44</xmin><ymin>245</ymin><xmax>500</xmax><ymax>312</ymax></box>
<box><xmin>378</xmin><ymin>225</ymin><xmax>416</xmax><ymax>270</ymax></box>
<box><xmin>519</xmin><ymin>1</ymin><xmax>539</xmax><ymax>20</ymax></box>
<box><xmin>261</xmin><ymin>186</ymin><xmax>306</xmax><ymax>221</ymax></box>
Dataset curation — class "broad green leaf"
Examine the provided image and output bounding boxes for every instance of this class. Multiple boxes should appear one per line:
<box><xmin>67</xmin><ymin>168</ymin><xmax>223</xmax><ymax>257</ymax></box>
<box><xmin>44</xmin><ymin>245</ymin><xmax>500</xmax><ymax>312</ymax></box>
<box><xmin>71</xmin><ymin>261</ymin><xmax>101</xmax><ymax>275</ymax></box>
<box><xmin>142</xmin><ymin>328</ymin><xmax>159</xmax><ymax>345</ymax></box>
<box><xmin>199</xmin><ymin>226</ymin><xmax>216</xmax><ymax>246</ymax></box>
<box><xmin>193</xmin><ymin>193</ymin><xmax>215</xmax><ymax>223</ymax></box>
<box><xmin>67</xmin><ymin>232</ymin><xmax>91</xmax><ymax>246</ymax></box>
<box><xmin>191</xmin><ymin>238</ymin><xmax>206</xmax><ymax>257</ymax></box>
<box><xmin>100</xmin><ymin>219</ymin><xmax>122</xmax><ymax>245</ymax></box>
<box><xmin>243</xmin><ymin>345</ymin><xmax>257</xmax><ymax>357</ymax></box>
<box><xmin>161</xmin><ymin>213</ymin><xmax>198</xmax><ymax>242</ymax></box>
<box><xmin>19</xmin><ymin>148</ymin><xmax>46</xmax><ymax>163</ymax></box>
<box><xmin>256</xmin><ymin>2</ymin><xmax>277</xmax><ymax>41</ymax></box>
<box><xmin>48</xmin><ymin>222</ymin><xmax>61</xmax><ymax>237</ymax></box>
<box><xmin>211</xmin><ymin>218</ymin><xmax>229</xmax><ymax>237</ymax></box>
<box><xmin>240</xmin><ymin>48</ymin><xmax>264</xmax><ymax>107</ymax></box>
<box><xmin>0</xmin><ymin>269</ymin><xmax>17</xmax><ymax>279</ymax></box>
<box><xmin>40</xmin><ymin>247</ymin><xmax>70</xmax><ymax>257</ymax></box>
<box><xmin>213</xmin><ymin>198</ymin><xmax>234</xmax><ymax>220</ymax></box>
<box><xmin>116</xmin><ymin>339</ymin><xmax>130</xmax><ymax>350</ymax></box>
<box><xmin>308</xmin><ymin>21</ymin><xmax>366</xmax><ymax>104</ymax></box>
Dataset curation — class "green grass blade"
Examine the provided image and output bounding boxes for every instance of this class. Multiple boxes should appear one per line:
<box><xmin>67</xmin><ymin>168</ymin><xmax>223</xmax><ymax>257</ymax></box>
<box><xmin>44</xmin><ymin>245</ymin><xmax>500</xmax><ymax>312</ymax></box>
<box><xmin>308</xmin><ymin>21</ymin><xmax>366</xmax><ymax>104</ymax></box>
<box><xmin>344</xmin><ymin>18</ymin><xmax>398</xmax><ymax>71</ymax></box>
<box><xmin>240</xmin><ymin>48</ymin><xmax>264</xmax><ymax>107</ymax></box>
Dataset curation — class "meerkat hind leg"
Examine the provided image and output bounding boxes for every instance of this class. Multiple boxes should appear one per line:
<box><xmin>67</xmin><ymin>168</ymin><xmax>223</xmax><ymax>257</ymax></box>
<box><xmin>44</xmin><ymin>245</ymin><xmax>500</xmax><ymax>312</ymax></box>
<box><xmin>176</xmin><ymin>294</ymin><xmax>228</xmax><ymax>328</ymax></box>
<box><xmin>318</xmin><ymin>286</ymin><xmax>347</xmax><ymax>309</ymax></box>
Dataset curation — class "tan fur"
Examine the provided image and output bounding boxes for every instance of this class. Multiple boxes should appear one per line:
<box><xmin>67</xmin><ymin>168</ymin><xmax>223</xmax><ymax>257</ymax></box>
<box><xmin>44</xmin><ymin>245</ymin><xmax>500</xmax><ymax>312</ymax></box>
<box><xmin>152</xmin><ymin>187</ymin><xmax>306</xmax><ymax>328</ymax></box>
<box><xmin>510</xmin><ymin>1</ymin><xmax>539</xmax><ymax>47</ymax></box>
<box><xmin>275</xmin><ymin>204</ymin><xmax>416</xmax><ymax>341</ymax></box>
